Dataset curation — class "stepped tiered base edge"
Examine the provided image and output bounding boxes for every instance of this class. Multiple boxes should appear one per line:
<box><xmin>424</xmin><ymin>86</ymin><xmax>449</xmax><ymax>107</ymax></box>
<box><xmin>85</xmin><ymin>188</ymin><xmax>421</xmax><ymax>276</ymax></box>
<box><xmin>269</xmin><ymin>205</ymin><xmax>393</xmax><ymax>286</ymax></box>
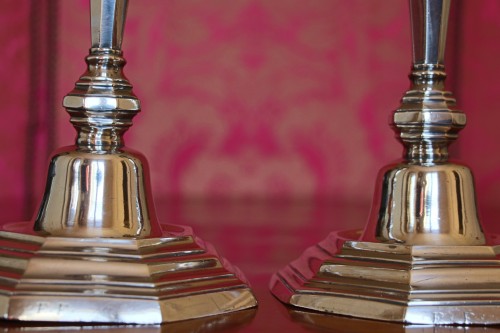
<box><xmin>0</xmin><ymin>222</ymin><xmax>257</xmax><ymax>324</ymax></box>
<box><xmin>270</xmin><ymin>230</ymin><xmax>500</xmax><ymax>325</ymax></box>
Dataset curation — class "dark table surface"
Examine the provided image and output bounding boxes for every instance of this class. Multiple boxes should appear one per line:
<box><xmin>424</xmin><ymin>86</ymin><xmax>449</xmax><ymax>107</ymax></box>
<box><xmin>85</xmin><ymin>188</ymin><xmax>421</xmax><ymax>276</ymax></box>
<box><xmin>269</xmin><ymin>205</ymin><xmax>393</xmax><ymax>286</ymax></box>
<box><xmin>2</xmin><ymin>199</ymin><xmax>500</xmax><ymax>332</ymax></box>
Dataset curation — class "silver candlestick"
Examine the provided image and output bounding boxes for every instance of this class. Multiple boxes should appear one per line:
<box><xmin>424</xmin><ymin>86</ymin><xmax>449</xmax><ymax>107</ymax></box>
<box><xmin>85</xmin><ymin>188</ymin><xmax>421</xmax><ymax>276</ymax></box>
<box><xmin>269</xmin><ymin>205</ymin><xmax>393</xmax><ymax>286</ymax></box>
<box><xmin>271</xmin><ymin>0</ymin><xmax>500</xmax><ymax>325</ymax></box>
<box><xmin>0</xmin><ymin>0</ymin><xmax>256</xmax><ymax>324</ymax></box>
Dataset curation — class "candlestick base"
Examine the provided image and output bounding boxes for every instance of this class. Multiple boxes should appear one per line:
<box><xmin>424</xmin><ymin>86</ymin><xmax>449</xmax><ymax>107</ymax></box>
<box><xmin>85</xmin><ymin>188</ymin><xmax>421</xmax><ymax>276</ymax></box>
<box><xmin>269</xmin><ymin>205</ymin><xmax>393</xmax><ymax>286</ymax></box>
<box><xmin>270</xmin><ymin>230</ymin><xmax>500</xmax><ymax>325</ymax></box>
<box><xmin>0</xmin><ymin>223</ymin><xmax>257</xmax><ymax>324</ymax></box>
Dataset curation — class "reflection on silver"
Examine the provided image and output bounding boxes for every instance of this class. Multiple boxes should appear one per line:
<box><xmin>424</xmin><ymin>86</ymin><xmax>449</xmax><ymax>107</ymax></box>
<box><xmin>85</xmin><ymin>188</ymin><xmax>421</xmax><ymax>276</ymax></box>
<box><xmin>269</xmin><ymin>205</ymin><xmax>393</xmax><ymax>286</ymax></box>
<box><xmin>365</xmin><ymin>163</ymin><xmax>484</xmax><ymax>245</ymax></box>
<box><xmin>0</xmin><ymin>0</ymin><xmax>256</xmax><ymax>324</ymax></box>
<box><xmin>0</xmin><ymin>308</ymin><xmax>256</xmax><ymax>332</ymax></box>
<box><xmin>289</xmin><ymin>308</ymin><xmax>500</xmax><ymax>333</ymax></box>
<box><xmin>362</xmin><ymin>0</ymin><xmax>484</xmax><ymax>246</ymax></box>
<box><xmin>34</xmin><ymin>0</ymin><xmax>153</xmax><ymax>238</ymax></box>
<box><xmin>271</xmin><ymin>0</ymin><xmax>500</xmax><ymax>325</ymax></box>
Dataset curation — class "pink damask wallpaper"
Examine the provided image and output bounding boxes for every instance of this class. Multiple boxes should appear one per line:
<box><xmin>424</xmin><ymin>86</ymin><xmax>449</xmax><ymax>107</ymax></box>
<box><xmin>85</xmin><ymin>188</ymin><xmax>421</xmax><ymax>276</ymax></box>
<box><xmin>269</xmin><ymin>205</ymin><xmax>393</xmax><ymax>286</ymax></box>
<box><xmin>57</xmin><ymin>0</ymin><xmax>408</xmax><ymax>200</ymax></box>
<box><xmin>0</xmin><ymin>0</ymin><xmax>30</xmax><ymax>221</ymax></box>
<box><xmin>0</xmin><ymin>0</ymin><xmax>499</xmax><ymax>231</ymax></box>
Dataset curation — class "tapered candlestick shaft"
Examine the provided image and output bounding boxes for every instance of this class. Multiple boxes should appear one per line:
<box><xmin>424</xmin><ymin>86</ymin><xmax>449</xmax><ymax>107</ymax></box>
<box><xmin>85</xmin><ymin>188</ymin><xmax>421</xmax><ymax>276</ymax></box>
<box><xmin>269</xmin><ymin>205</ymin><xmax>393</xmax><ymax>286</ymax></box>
<box><xmin>410</xmin><ymin>0</ymin><xmax>450</xmax><ymax>66</ymax></box>
<box><xmin>91</xmin><ymin>0</ymin><xmax>128</xmax><ymax>50</ymax></box>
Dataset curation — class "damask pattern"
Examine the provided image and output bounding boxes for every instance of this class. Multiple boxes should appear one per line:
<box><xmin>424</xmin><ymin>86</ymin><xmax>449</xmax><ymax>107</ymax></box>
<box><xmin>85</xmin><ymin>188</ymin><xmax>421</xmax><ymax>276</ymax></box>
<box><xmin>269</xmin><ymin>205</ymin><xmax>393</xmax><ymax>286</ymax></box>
<box><xmin>57</xmin><ymin>0</ymin><xmax>409</xmax><ymax>202</ymax></box>
<box><xmin>459</xmin><ymin>0</ymin><xmax>500</xmax><ymax>212</ymax></box>
<box><xmin>1</xmin><ymin>0</ymin><xmax>499</xmax><ymax>230</ymax></box>
<box><xmin>0</xmin><ymin>1</ymin><xmax>30</xmax><ymax>220</ymax></box>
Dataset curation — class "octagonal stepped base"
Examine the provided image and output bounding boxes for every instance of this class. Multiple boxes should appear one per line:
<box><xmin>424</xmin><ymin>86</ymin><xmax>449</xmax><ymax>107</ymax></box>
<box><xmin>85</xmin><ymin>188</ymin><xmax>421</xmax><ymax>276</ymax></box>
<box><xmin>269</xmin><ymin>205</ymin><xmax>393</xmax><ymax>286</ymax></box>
<box><xmin>270</xmin><ymin>230</ymin><xmax>500</xmax><ymax>325</ymax></box>
<box><xmin>0</xmin><ymin>223</ymin><xmax>257</xmax><ymax>324</ymax></box>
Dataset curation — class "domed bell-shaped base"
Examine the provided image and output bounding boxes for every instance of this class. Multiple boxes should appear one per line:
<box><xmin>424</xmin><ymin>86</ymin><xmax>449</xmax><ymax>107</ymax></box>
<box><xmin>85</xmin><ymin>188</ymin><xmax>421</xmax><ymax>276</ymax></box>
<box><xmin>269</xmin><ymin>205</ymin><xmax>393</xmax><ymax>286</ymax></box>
<box><xmin>362</xmin><ymin>161</ymin><xmax>485</xmax><ymax>245</ymax></box>
<box><xmin>0</xmin><ymin>0</ymin><xmax>256</xmax><ymax>324</ymax></box>
<box><xmin>271</xmin><ymin>0</ymin><xmax>500</xmax><ymax>324</ymax></box>
<box><xmin>0</xmin><ymin>146</ymin><xmax>257</xmax><ymax>324</ymax></box>
<box><xmin>33</xmin><ymin>147</ymin><xmax>161</xmax><ymax>238</ymax></box>
<box><xmin>270</xmin><ymin>162</ymin><xmax>500</xmax><ymax>324</ymax></box>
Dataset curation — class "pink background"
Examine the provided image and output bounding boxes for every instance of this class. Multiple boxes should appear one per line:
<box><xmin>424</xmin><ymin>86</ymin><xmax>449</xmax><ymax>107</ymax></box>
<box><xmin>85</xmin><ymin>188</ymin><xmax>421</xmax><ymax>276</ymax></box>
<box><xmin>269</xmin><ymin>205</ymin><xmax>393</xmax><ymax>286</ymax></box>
<box><xmin>0</xmin><ymin>0</ymin><xmax>499</xmax><ymax>232</ymax></box>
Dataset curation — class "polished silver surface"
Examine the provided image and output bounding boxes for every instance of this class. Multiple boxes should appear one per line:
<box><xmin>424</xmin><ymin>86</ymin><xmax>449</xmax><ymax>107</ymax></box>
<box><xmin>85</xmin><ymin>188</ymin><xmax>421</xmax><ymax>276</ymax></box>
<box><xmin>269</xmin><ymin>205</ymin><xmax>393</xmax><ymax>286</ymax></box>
<box><xmin>289</xmin><ymin>307</ymin><xmax>500</xmax><ymax>333</ymax></box>
<box><xmin>410</xmin><ymin>0</ymin><xmax>449</xmax><ymax>65</ymax></box>
<box><xmin>271</xmin><ymin>230</ymin><xmax>500</xmax><ymax>325</ymax></box>
<box><xmin>0</xmin><ymin>0</ymin><xmax>256</xmax><ymax>323</ymax></box>
<box><xmin>1</xmin><ymin>308</ymin><xmax>256</xmax><ymax>332</ymax></box>
<box><xmin>364</xmin><ymin>162</ymin><xmax>484</xmax><ymax>246</ymax></box>
<box><xmin>0</xmin><ymin>223</ymin><xmax>257</xmax><ymax>324</ymax></box>
<box><xmin>91</xmin><ymin>0</ymin><xmax>127</xmax><ymax>50</ymax></box>
<box><xmin>271</xmin><ymin>0</ymin><xmax>499</xmax><ymax>324</ymax></box>
<box><xmin>34</xmin><ymin>0</ymin><xmax>151</xmax><ymax>238</ymax></box>
<box><xmin>362</xmin><ymin>0</ymin><xmax>483</xmax><ymax>246</ymax></box>
<box><xmin>34</xmin><ymin>148</ymin><xmax>158</xmax><ymax>238</ymax></box>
